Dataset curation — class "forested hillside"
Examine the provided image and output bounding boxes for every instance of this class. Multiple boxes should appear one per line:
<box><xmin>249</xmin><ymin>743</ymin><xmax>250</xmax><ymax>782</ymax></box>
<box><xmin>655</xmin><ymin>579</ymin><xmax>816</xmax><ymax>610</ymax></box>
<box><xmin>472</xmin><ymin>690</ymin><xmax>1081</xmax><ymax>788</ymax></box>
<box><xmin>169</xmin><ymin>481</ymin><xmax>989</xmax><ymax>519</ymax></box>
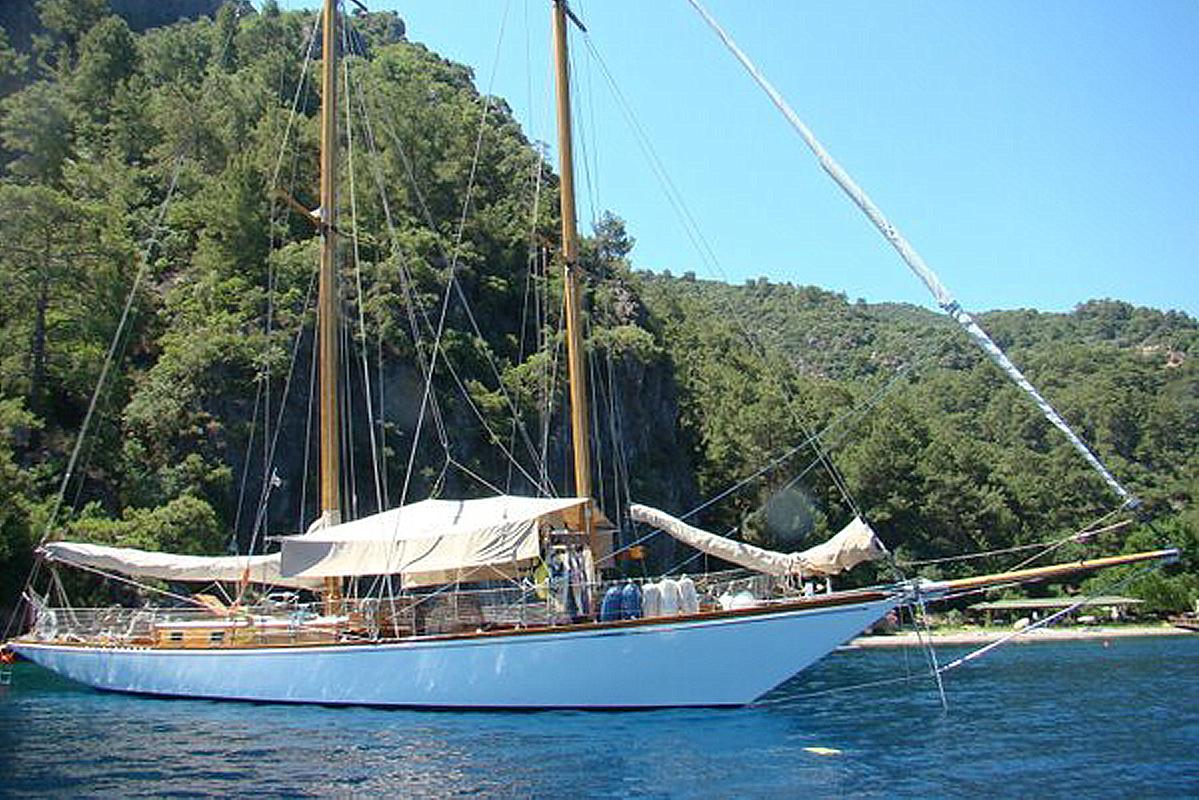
<box><xmin>641</xmin><ymin>276</ymin><xmax>1197</xmax><ymax>605</ymax></box>
<box><xmin>0</xmin><ymin>2</ymin><xmax>1194</xmax><ymax>619</ymax></box>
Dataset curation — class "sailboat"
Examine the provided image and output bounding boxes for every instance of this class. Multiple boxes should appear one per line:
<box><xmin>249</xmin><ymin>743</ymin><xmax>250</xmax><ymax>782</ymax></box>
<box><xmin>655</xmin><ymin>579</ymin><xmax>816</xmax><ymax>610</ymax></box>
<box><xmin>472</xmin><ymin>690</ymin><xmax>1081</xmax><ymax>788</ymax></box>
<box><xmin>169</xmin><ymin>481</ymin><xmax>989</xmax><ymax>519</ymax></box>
<box><xmin>2</xmin><ymin>1</ymin><xmax>1176</xmax><ymax>709</ymax></box>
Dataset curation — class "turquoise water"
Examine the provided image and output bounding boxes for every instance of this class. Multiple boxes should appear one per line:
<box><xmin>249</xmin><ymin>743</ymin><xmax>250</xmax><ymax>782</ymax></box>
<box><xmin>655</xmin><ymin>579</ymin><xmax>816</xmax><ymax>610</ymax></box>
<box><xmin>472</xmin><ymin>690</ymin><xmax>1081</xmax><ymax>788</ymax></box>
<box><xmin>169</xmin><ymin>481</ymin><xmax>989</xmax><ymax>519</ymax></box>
<box><xmin>1</xmin><ymin>636</ymin><xmax>1196</xmax><ymax>798</ymax></box>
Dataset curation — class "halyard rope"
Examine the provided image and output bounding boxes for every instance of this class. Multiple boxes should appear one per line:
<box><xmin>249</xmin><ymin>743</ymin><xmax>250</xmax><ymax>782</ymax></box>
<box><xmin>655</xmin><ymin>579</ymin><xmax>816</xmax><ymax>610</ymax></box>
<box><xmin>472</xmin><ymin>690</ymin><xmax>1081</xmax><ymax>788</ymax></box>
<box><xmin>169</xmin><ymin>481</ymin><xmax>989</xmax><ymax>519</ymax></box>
<box><xmin>751</xmin><ymin>558</ymin><xmax>1166</xmax><ymax>708</ymax></box>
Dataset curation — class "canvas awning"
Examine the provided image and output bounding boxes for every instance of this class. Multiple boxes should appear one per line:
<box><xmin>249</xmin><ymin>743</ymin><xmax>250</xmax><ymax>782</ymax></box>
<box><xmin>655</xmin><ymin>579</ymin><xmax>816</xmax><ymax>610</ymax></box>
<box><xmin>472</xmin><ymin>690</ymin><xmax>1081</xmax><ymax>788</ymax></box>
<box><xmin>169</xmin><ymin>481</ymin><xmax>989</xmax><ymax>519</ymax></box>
<box><xmin>38</xmin><ymin>541</ymin><xmax>322</xmax><ymax>590</ymax></box>
<box><xmin>279</xmin><ymin>495</ymin><xmax>610</xmax><ymax>586</ymax></box>
<box><xmin>628</xmin><ymin>504</ymin><xmax>887</xmax><ymax>577</ymax></box>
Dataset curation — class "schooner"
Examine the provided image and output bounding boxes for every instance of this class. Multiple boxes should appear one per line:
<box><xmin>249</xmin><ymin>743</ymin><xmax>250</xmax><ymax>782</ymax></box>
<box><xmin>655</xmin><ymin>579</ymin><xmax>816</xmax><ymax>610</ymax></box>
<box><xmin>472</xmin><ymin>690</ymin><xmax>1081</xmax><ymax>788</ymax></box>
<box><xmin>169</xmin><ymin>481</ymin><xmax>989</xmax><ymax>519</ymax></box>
<box><xmin>2</xmin><ymin>1</ymin><xmax>1175</xmax><ymax>709</ymax></box>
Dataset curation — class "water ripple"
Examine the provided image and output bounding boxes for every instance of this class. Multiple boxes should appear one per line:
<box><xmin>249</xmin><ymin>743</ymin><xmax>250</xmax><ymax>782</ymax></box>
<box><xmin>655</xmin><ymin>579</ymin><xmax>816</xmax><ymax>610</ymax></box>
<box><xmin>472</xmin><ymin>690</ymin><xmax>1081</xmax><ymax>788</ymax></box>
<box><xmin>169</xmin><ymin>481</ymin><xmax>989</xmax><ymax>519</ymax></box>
<box><xmin>1</xmin><ymin>637</ymin><xmax>1195</xmax><ymax>798</ymax></box>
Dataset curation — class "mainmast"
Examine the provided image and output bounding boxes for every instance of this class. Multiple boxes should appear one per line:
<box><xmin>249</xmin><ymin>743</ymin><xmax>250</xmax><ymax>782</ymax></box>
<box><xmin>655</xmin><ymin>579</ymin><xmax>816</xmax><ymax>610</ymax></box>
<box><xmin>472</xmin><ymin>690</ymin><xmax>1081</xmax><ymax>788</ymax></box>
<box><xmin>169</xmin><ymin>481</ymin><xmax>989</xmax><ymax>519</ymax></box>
<box><xmin>551</xmin><ymin>1</ymin><xmax>593</xmax><ymax>510</ymax></box>
<box><xmin>318</xmin><ymin>0</ymin><xmax>341</xmax><ymax>599</ymax></box>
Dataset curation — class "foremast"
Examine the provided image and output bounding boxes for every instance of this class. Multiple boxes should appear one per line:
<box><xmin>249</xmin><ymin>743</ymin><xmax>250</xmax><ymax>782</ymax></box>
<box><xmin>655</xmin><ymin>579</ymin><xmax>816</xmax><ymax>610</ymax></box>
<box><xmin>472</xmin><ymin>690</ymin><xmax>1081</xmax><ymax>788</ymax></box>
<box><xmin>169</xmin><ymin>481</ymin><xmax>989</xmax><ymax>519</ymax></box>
<box><xmin>551</xmin><ymin>1</ymin><xmax>600</xmax><ymax>557</ymax></box>
<box><xmin>318</xmin><ymin>0</ymin><xmax>341</xmax><ymax>602</ymax></box>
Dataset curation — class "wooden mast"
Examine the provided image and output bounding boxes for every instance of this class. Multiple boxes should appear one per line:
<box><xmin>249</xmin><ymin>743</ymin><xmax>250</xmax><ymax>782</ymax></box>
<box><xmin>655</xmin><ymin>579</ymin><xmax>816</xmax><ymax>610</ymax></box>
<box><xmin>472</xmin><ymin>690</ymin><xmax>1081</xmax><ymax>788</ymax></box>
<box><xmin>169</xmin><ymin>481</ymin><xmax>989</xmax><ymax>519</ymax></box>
<box><xmin>931</xmin><ymin>548</ymin><xmax>1179</xmax><ymax>594</ymax></box>
<box><xmin>552</xmin><ymin>1</ymin><xmax>595</xmax><ymax>549</ymax></box>
<box><xmin>318</xmin><ymin>0</ymin><xmax>341</xmax><ymax>603</ymax></box>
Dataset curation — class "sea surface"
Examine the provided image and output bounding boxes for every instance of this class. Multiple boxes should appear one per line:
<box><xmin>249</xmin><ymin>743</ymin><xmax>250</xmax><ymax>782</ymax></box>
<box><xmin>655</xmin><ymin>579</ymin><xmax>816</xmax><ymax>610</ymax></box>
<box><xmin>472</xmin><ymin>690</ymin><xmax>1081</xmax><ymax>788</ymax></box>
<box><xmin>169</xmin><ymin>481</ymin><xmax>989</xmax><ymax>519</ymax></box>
<box><xmin>1</xmin><ymin>635</ymin><xmax>1196</xmax><ymax>798</ymax></box>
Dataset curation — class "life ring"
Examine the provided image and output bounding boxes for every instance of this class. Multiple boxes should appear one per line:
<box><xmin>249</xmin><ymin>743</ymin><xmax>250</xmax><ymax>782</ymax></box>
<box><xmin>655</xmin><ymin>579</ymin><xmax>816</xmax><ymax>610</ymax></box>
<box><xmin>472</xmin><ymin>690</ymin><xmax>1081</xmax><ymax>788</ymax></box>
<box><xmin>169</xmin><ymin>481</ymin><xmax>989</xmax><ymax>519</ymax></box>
<box><xmin>0</xmin><ymin>648</ymin><xmax>15</xmax><ymax>665</ymax></box>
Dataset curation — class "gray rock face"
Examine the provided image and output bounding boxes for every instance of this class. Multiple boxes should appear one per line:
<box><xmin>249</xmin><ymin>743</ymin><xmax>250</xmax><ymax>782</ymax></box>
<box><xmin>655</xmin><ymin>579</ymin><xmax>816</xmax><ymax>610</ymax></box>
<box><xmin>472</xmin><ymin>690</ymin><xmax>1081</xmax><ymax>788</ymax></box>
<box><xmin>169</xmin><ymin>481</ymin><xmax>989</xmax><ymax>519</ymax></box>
<box><xmin>109</xmin><ymin>0</ymin><xmax>227</xmax><ymax>30</ymax></box>
<box><xmin>0</xmin><ymin>0</ymin><xmax>226</xmax><ymax>50</ymax></box>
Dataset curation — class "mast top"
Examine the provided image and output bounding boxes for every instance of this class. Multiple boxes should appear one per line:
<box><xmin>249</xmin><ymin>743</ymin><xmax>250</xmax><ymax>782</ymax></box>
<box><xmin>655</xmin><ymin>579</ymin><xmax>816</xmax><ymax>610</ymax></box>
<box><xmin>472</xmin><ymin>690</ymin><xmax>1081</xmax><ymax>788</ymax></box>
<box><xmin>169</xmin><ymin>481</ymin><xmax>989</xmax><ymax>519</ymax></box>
<box><xmin>556</xmin><ymin>0</ymin><xmax>588</xmax><ymax>32</ymax></box>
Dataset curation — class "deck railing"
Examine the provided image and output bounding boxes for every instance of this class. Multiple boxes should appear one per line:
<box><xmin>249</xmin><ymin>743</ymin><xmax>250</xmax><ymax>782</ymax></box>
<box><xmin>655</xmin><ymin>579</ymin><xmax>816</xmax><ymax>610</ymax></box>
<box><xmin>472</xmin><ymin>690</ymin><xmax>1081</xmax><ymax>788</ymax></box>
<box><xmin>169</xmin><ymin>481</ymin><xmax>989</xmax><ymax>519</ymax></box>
<box><xmin>25</xmin><ymin>569</ymin><xmax>818</xmax><ymax>648</ymax></box>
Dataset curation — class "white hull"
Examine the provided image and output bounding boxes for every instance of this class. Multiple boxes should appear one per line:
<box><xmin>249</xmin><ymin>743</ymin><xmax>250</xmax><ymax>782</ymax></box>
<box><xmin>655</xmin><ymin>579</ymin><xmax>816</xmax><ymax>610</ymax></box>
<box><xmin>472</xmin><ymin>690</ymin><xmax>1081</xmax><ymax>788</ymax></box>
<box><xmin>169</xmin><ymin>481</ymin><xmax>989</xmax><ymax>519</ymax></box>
<box><xmin>12</xmin><ymin>596</ymin><xmax>896</xmax><ymax>708</ymax></box>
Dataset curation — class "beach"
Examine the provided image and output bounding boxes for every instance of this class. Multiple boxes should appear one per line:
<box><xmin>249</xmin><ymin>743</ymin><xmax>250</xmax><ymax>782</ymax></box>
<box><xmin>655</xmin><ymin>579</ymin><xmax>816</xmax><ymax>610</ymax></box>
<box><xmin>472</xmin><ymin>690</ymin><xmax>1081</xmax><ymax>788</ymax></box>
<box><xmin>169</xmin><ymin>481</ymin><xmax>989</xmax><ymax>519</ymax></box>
<box><xmin>851</xmin><ymin>624</ymin><xmax>1192</xmax><ymax>648</ymax></box>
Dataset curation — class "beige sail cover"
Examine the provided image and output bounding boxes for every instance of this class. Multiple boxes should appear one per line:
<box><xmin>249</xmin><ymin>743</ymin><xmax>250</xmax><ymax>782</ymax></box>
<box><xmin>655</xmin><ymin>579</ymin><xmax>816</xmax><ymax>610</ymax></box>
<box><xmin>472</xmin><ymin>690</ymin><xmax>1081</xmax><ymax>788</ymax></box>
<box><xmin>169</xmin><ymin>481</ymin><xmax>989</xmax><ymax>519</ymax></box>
<box><xmin>39</xmin><ymin>541</ymin><xmax>322</xmax><ymax>589</ymax></box>
<box><xmin>628</xmin><ymin>504</ymin><xmax>887</xmax><ymax>576</ymax></box>
<box><xmin>280</xmin><ymin>495</ymin><xmax>606</xmax><ymax>586</ymax></box>
<box><xmin>792</xmin><ymin>516</ymin><xmax>889</xmax><ymax>575</ymax></box>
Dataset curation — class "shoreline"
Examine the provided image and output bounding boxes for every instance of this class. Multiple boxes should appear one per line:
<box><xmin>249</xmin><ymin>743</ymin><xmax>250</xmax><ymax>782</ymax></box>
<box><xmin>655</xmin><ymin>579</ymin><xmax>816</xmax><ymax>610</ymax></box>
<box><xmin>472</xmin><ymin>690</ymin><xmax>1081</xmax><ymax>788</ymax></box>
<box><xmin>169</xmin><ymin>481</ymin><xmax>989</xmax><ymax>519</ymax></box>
<box><xmin>849</xmin><ymin>624</ymin><xmax>1193</xmax><ymax>648</ymax></box>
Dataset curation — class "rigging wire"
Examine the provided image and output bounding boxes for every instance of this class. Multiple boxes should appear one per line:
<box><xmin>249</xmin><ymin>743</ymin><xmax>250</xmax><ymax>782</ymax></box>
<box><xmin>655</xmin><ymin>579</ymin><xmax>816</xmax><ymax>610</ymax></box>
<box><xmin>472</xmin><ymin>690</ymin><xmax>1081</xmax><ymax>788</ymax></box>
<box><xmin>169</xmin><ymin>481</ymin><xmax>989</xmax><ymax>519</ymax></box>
<box><xmin>505</xmin><ymin>14</ymin><xmax>553</xmax><ymax>496</ymax></box>
<box><xmin>343</xmin><ymin>2</ymin><xmax>549</xmax><ymax>500</ymax></box>
<box><xmin>245</xmin><ymin>266</ymin><xmax>320</xmax><ymax>554</ymax></box>
<box><xmin>377</xmin><ymin>324</ymin><xmax>389</xmax><ymax>509</ymax></box>
<box><xmin>752</xmin><ymin>557</ymin><xmax>1166</xmax><ymax>709</ymax></box>
<box><xmin>683</xmin><ymin>0</ymin><xmax>1135</xmax><ymax>508</ymax></box>
<box><xmin>66</xmin><ymin>72</ymin><xmax>277</xmax><ymax>532</ymax></box>
<box><xmin>569</xmin><ymin>3</ymin><xmax>600</xmax><ymax>228</ymax></box>
<box><xmin>232</xmin><ymin>378</ymin><xmax>265</xmax><ymax>544</ymax></box>
<box><xmin>338</xmin><ymin>0</ymin><xmax>554</xmax><ymax>588</ymax></box>
<box><xmin>935</xmin><ymin>560</ymin><xmax>1165</xmax><ymax>677</ymax></box>
<box><xmin>334</xmin><ymin>34</ymin><xmax>447</xmax><ymax>610</ymax></box>
<box><xmin>36</xmin><ymin>559</ymin><xmax>241</xmax><ymax>610</ymax></box>
<box><xmin>550</xmin><ymin>291</ymin><xmax>569</xmax><ymax>493</ymax></box>
<box><xmin>340</xmin><ymin>274</ymin><xmax>358</xmax><ymax>519</ymax></box>
<box><xmin>267</xmin><ymin>11</ymin><xmax>323</xmax><ymax>193</ymax></box>
<box><xmin>912</xmin><ymin>586</ymin><xmax>949</xmax><ymax>710</ymax></box>
<box><xmin>604</xmin><ymin>344</ymin><xmax>634</xmax><ymax>533</ymax></box>
<box><xmin>340</xmin><ymin>46</ymin><xmax>452</xmax><ymax>462</ymax></box>
<box><xmin>1006</xmin><ymin>507</ymin><xmax>1128</xmax><ymax>572</ymax></box>
<box><xmin>341</xmin><ymin>58</ymin><xmax>453</xmax><ymax>485</ymax></box>
<box><xmin>298</xmin><ymin>316</ymin><xmax>320</xmax><ymax>532</ymax></box>
<box><xmin>342</xmin><ymin>8</ymin><xmax>385</xmax><ymax>513</ymax></box>
<box><xmin>575</xmin><ymin>30</ymin><xmax>863</xmax><ymax>522</ymax></box>
<box><xmin>585</xmin><ymin>322</ymin><xmax>607</xmax><ymax>507</ymax></box>
<box><xmin>600</xmin><ymin>340</ymin><xmax>924</xmax><ymax>566</ymax></box>
<box><xmin>6</xmin><ymin>11</ymin><xmax>267</xmax><ymax>632</ymax></box>
<box><xmin>602</xmin><ymin>315</ymin><xmax>969</xmax><ymax>568</ymax></box>
<box><xmin>899</xmin><ymin>519</ymin><xmax>1132</xmax><ymax>569</ymax></box>
<box><xmin>509</xmin><ymin>154</ymin><xmax>549</xmax><ymax>494</ymax></box>
<box><xmin>246</xmin><ymin>7</ymin><xmax>323</xmax><ymax>541</ymax></box>
<box><xmin>40</xmin><ymin>155</ymin><xmax>186</xmax><ymax>546</ymax></box>
<box><xmin>395</xmin><ymin>0</ymin><xmax>514</xmax><ymax>508</ymax></box>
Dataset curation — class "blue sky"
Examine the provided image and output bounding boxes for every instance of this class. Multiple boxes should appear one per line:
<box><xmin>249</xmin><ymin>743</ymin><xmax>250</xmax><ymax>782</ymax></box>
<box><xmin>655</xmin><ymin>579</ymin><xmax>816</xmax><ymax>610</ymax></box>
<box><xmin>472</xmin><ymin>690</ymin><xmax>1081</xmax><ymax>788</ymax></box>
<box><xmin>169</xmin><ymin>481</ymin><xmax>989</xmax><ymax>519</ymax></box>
<box><xmin>280</xmin><ymin>1</ymin><xmax>1198</xmax><ymax>316</ymax></box>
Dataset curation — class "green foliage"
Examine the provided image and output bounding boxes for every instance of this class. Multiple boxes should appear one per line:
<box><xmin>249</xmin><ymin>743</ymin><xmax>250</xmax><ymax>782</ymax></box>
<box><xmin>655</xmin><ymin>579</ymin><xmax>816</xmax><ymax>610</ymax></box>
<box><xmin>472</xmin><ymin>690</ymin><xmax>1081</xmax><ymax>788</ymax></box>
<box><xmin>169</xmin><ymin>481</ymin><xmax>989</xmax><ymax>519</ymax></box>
<box><xmin>0</xmin><ymin>183</ymin><xmax>132</xmax><ymax>419</ymax></box>
<box><xmin>640</xmin><ymin>272</ymin><xmax>1198</xmax><ymax>587</ymax></box>
<box><xmin>1</xmin><ymin>80</ymin><xmax>72</xmax><ymax>182</ymax></box>
<box><xmin>0</xmin><ymin>398</ymin><xmax>38</xmax><ymax>562</ymax></box>
<box><xmin>0</xmin><ymin>27</ymin><xmax>28</xmax><ymax>93</ymax></box>
<box><xmin>37</xmin><ymin>0</ymin><xmax>111</xmax><ymax>43</ymax></box>
<box><xmin>0</xmin><ymin>6</ymin><xmax>1193</xmax><ymax>618</ymax></box>
<box><xmin>70</xmin><ymin>13</ymin><xmax>137</xmax><ymax>119</ymax></box>
<box><xmin>67</xmin><ymin>493</ymin><xmax>224</xmax><ymax>555</ymax></box>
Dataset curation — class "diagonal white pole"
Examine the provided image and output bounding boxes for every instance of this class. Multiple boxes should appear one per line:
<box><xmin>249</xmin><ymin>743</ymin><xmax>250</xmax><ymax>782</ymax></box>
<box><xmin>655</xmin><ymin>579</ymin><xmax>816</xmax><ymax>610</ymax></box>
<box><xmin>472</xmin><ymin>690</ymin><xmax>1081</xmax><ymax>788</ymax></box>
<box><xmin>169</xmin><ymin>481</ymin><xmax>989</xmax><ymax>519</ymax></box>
<box><xmin>685</xmin><ymin>0</ymin><xmax>1134</xmax><ymax>505</ymax></box>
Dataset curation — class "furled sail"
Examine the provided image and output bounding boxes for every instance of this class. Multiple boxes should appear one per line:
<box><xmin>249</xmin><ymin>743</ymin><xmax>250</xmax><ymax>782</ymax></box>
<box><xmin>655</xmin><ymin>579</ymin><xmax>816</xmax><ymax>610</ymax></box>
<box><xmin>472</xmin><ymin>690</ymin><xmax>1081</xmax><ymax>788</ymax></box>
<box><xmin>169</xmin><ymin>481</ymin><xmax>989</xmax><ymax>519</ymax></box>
<box><xmin>628</xmin><ymin>504</ymin><xmax>887</xmax><ymax>576</ymax></box>
<box><xmin>38</xmin><ymin>542</ymin><xmax>322</xmax><ymax>590</ymax></box>
<box><xmin>280</xmin><ymin>495</ymin><xmax>611</xmax><ymax>586</ymax></box>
